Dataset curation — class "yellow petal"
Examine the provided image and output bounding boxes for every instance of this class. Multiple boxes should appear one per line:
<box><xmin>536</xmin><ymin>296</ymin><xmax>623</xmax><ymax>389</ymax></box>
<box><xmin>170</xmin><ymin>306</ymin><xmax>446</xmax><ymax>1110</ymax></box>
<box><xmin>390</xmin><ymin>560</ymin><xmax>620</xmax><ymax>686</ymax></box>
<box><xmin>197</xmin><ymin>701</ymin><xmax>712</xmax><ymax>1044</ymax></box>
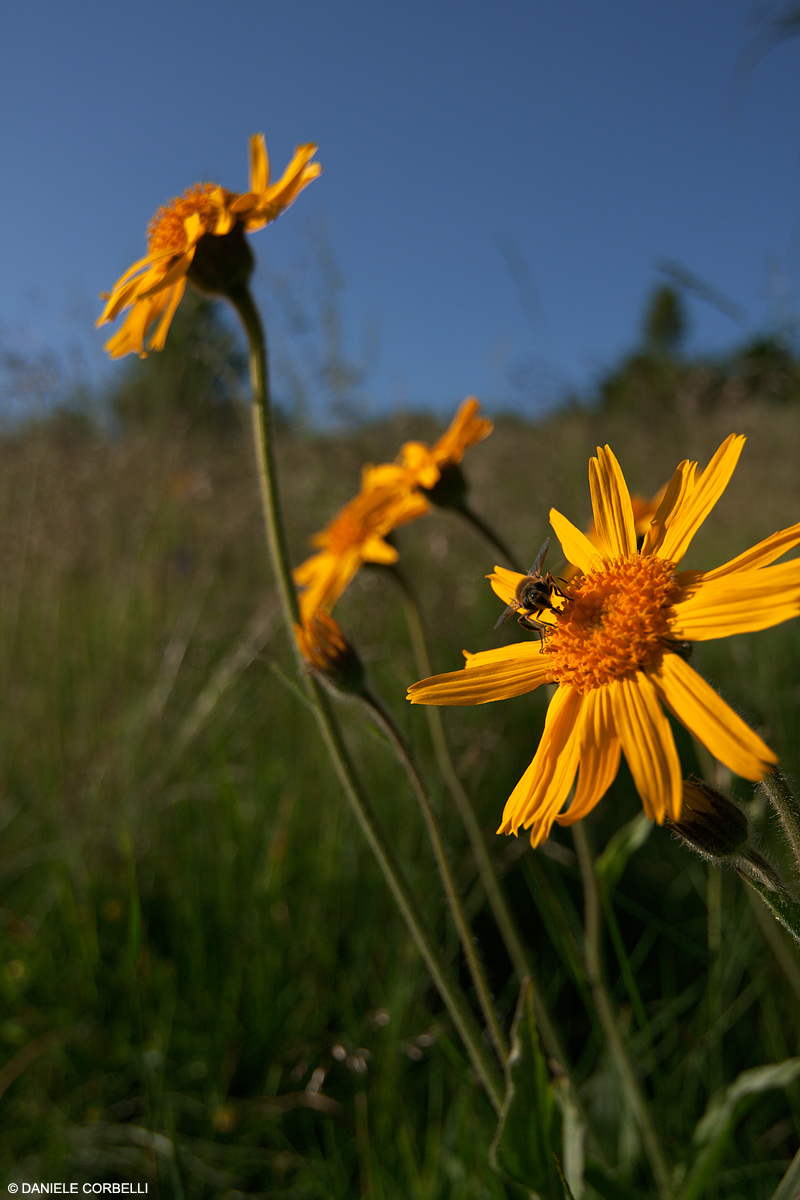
<box><xmin>651</xmin><ymin>652</ymin><xmax>776</xmax><ymax>781</ymax></box>
<box><xmin>555</xmin><ymin>688</ymin><xmax>621</xmax><ymax>826</ymax></box>
<box><xmin>464</xmin><ymin>641</ymin><xmax>548</xmax><ymax>668</ymax></box>
<box><xmin>359</xmin><ymin>534</ymin><xmax>400</xmax><ymax>565</ymax></box>
<box><xmin>488</xmin><ymin>565</ymin><xmax>524</xmax><ymax>606</ymax></box>
<box><xmin>639</xmin><ymin>459</ymin><xmax>696</xmax><ymax>558</ymax></box>
<box><xmin>671</xmin><ymin>559</ymin><xmax>800</xmax><ymax>639</ymax></box>
<box><xmin>138</xmin><ymin>250</ymin><xmax>194</xmax><ymax>301</ymax></box>
<box><xmin>609</xmin><ymin>673</ymin><xmax>682</xmax><ymax>822</ymax></box>
<box><xmin>550</xmin><ymin>508</ymin><xmax>603</xmax><ymax>573</ymax></box>
<box><xmin>656</xmin><ymin>434</ymin><xmax>745</xmax><ymax>564</ymax></box>
<box><xmin>693</xmin><ymin>521</ymin><xmax>800</xmax><ymax>581</ymax></box>
<box><xmin>249</xmin><ymin>133</ymin><xmax>270</xmax><ymax>194</ymax></box>
<box><xmin>589</xmin><ymin>445</ymin><xmax>637</xmax><ymax>558</ymax></box>
<box><xmin>148</xmin><ymin>279</ymin><xmax>187</xmax><ymax>353</ymax></box>
<box><xmin>497</xmin><ymin>686</ymin><xmax>583</xmax><ymax>842</ymax></box>
<box><xmin>408</xmin><ymin>648</ymin><xmax>550</xmax><ymax>705</ymax></box>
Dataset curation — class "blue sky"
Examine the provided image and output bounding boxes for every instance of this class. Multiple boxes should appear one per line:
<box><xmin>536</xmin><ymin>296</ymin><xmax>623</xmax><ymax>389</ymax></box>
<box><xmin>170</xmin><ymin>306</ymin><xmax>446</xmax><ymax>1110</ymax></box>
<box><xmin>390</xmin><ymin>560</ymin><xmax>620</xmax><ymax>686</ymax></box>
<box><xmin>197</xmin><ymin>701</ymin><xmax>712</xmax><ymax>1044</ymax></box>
<box><xmin>2</xmin><ymin>0</ymin><xmax>799</xmax><ymax>421</ymax></box>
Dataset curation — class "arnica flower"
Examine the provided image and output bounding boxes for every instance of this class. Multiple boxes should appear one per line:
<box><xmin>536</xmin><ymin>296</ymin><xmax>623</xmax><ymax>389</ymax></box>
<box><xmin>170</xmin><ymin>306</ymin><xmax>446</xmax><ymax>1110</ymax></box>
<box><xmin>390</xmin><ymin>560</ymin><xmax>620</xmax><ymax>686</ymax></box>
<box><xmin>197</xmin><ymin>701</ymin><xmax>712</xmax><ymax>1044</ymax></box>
<box><xmin>408</xmin><ymin>435</ymin><xmax>800</xmax><ymax>846</ymax></box>
<box><xmin>294</xmin><ymin>484</ymin><xmax>431</xmax><ymax>618</ymax></box>
<box><xmin>97</xmin><ymin>135</ymin><xmax>321</xmax><ymax>359</ymax></box>
<box><xmin>363</xmin><ymin>398</ymin><xmax>493</xmax><ymax>506</ymax></box>
<box><xmin>295</xmin><ymin>610</ymin><xmax>365</xmax><ymax>694</ymax></box>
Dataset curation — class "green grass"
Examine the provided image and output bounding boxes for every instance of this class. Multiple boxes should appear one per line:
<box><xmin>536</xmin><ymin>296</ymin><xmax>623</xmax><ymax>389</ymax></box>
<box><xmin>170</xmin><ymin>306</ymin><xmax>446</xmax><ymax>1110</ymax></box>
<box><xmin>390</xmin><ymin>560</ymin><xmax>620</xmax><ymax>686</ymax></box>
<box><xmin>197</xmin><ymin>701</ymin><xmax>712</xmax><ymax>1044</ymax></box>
<box><xmin>2</xmin><ymin>401</ymin><xmax>800</xmax><ymax>1197</ymax></box>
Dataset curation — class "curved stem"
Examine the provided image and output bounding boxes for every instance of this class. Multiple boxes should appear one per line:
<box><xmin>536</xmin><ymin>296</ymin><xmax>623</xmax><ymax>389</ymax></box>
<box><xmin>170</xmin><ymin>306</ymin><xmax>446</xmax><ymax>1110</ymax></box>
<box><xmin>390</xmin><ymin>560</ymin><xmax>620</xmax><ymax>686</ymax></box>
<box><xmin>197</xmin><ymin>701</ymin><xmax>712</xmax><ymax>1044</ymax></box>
<box><xmin>572</xmin><ymin>823</ymin><xmax>672</xmax><ymax>1200</ymax></box>
<box><xmin>760</xmin><ymin>766</ymin><xmax>800</xmax><ymax>879</ymax></box>
<box><xmin>226</xmin><ymin>281</ymin><xmax>504</xmax><ymax>1113</ymax></box>
<box><xmin>362</xmin><ymin>687</ymin><xmax>508</xmax><ymax>1065</ymax></box>
<box><xmin>456</xmin><ymin>501</ymin><xmax>525</xmax><ymax>574</ymax></box>
<box><xmin>389</xmin><ymin>563</ymin><xmax>566</xmax><ymax>1067</ymax></box>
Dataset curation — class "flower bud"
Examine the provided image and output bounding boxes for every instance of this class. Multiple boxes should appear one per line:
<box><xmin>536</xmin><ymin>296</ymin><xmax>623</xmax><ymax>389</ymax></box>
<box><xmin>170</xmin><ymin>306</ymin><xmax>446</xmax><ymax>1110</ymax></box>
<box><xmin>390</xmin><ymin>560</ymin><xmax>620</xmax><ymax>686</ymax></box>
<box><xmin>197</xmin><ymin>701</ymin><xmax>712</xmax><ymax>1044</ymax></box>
<box><xmin>187</xmin><ymin>223</ymin><xmax>255</xmax><ymax>296</ymax></box>
<box><xmin>421</xmin><ymin>462</ymin><xmax>468</xmax><ymax>510</ymax></box>
<box><xmin>295</xmin><ymin>610</ymin><xmax>365</xmax><ymax>695</ymax></box>
<box><xmin>666</xmin><ymin>778</ymin><xmax>749</xmax><ymax>861</ymax></box>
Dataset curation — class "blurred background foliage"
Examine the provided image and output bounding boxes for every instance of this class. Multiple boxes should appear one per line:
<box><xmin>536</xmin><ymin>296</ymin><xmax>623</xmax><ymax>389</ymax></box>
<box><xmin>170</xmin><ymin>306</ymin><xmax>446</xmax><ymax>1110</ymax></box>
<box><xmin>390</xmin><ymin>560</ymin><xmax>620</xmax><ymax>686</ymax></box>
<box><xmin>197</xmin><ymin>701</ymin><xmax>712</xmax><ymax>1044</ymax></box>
<box><xmin>2</xmin><ymin>278</ymin><xmax>800</xmax><ymax>1198</ymax></box>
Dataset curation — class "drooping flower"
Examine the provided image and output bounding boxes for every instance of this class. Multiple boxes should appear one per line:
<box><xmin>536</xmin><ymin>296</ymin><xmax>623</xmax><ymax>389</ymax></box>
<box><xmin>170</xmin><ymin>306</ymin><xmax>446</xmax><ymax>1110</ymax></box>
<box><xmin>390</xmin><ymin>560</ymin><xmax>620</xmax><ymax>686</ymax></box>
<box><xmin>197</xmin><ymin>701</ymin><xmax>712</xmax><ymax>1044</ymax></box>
<box><xmin>408</xmin><ymin>435</ymin><xmax>800</xmax><ymax>846</ymax></box>
<box><xmin>294</xmin><ymin>485</ymin><xmax>431</xmax><ymax>618</ymax></box>
<box><xmin>97</xmin><ymin>135</ymin><xmax>321</xmax><ymax>358</ymax></box>
<box><xmin>295</xmin><ymin>609</ymin><xmax>365</xmax><ymax>694</ymax></box>
<box><xmin>363</xmin><ymin>398</ymin><xmax>493</xmax><ymax>505</ymax></box>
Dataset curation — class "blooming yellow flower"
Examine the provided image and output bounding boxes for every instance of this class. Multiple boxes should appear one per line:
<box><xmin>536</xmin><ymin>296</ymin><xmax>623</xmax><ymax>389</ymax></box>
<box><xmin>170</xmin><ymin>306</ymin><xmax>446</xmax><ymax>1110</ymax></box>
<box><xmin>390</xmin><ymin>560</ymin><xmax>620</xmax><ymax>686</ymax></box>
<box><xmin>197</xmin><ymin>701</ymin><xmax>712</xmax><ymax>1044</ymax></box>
<box><xmin>97</xmin><ymin>135</ymin><xmax>321</xmax><ymax>358</ymax></box>
<box><xmin>363</xmin><ymin>398</ymin><xmax>493</xmax><ymax>496</ymax></box>
<box><xmin>294</xmin><ymin>485</ymin><xmax>431</xmax><ymax>618</ymax></box>
<box><xmin>408</xmin><ymin>435</ymin><xmax>800</xmax><ymax>846</ymax></box>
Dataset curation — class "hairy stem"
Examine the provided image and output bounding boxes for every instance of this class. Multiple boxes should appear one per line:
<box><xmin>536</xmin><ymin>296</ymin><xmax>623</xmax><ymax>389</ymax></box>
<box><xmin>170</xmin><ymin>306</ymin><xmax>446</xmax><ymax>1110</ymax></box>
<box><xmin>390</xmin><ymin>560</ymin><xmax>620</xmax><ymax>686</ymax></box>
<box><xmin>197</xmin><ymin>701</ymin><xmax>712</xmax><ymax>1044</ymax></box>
<box><xmin>572</xmin><ymin>823</ymin><xmax>672</xmax><ymax>1200</ymax></box>
<box><xmin>226</xmin><ymin>281</ymin><xmax>504</xmax><ymax>1113</ymax></box>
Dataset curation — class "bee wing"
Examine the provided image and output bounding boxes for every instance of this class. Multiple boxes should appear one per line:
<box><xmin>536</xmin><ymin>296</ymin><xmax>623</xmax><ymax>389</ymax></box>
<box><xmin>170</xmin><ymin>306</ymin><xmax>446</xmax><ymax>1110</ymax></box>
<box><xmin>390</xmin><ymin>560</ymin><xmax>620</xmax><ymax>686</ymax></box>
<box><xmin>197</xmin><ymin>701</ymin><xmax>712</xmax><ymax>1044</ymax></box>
<box><xmin>529</xmin><ymin>537</ymin><xmax>550</xmax><ymax>576</ymax></box>
<box><xmin>493</xmin><ymin>600</ymin><xmax>519</xmax><ymax>630</ymax></box>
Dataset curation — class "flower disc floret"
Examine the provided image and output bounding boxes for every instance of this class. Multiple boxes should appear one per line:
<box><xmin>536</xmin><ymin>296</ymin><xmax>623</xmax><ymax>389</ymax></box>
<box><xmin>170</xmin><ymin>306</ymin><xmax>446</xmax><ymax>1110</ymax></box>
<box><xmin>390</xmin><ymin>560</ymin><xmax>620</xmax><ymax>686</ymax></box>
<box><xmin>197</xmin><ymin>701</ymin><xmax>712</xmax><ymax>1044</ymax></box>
<box><xmin>546</xmin><ymin>556</ymin><xmax>680</xmax><ymax>692</ymax></box>
<box><xmin>147</xmin><ymin>184</ymin><xmax>230</xmax><ymax>255</ymax></box>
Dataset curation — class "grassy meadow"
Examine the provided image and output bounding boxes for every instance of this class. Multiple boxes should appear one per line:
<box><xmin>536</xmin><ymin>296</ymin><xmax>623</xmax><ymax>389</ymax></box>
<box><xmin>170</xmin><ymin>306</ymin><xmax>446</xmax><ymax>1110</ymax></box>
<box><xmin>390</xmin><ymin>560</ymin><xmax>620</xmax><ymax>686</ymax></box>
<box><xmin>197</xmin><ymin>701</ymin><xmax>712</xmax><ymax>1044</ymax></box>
<box><xmin>3</xmin><ymin>332</ymin><xmax>800</xmax><ymax>1197</ymax></box>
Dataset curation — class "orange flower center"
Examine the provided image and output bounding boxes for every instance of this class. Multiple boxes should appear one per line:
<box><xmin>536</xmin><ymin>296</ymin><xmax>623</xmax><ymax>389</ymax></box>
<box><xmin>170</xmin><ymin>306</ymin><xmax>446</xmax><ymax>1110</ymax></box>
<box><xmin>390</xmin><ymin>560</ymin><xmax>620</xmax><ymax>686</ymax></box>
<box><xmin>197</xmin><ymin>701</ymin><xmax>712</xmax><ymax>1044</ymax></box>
<box><xmin>545</xmin><ymin>555</ymin><xmax>680</xmax><ymax>693</ymax></box>
<box><xmin>147</xmin><ymin>184</ymin><xmax>231</xmax><ymax>255</ymax></box>
<box><xmin>323</xmin><ymin>510</ymin><xmax>373</xmax><ymax>555</ymax></box>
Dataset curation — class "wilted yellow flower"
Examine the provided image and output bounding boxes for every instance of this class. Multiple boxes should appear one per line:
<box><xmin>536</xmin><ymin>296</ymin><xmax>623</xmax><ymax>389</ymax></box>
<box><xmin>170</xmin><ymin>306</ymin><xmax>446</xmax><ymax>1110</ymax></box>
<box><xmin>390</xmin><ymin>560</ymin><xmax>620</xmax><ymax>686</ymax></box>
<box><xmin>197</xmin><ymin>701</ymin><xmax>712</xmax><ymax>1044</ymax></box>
<box><xmin>409</xmin><ymin>435</ymin><xmax>800</xmax><ymax>846</ymax></box>
<box><xmin>295</xmin><ymin>610</ymin><xmax>365</xmax><ymax>693</ymax></box>
<box><xmin>97</xmin><ymin>135</ymin><xmax>321</xmax><ymax>358</ymax></box>
<box><xmin>294</xmin><ymin>485</ymin><xmax>430</xmax><ymax>618</ymax></box>
<box><xmin>363</xmin><ymin>398</ymin><xmax>493</xmax><ymax>499</ymax></box>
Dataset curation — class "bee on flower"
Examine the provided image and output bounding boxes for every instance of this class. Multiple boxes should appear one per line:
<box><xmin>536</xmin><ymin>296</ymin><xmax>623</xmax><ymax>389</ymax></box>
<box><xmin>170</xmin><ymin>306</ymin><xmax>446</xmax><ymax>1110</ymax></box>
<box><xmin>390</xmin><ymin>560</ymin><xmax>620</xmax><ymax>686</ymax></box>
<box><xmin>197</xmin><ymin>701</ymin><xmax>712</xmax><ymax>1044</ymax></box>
<box><xmin>408</xmin><ymin>436</ymin><xmax>800</xmax><ymax>846</ymax></box>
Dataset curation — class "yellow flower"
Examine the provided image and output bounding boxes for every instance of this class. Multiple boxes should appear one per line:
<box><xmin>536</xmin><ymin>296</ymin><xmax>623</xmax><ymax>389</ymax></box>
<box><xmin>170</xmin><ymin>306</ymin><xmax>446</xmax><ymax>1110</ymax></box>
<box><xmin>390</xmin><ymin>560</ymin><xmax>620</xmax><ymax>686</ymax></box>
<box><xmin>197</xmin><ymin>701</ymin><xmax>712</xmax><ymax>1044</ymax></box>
<box><xmin>97</xmin><ymin>135</ymin><xmax>321</xmax><ymax>359</ymax></box>
<box><xmin>408</xmin><ymin>435</ymin><xmax>800</xmax><ymax>846</ymax></box>
<box><xmin>363</xmin><ymin>398</ymin><xmax>493</xmax><ymax>497</ymax></box>
<box><xmin>294</xmin><ymin>485</ymin><xmax>431</xmax><ymax>618</ymax></box>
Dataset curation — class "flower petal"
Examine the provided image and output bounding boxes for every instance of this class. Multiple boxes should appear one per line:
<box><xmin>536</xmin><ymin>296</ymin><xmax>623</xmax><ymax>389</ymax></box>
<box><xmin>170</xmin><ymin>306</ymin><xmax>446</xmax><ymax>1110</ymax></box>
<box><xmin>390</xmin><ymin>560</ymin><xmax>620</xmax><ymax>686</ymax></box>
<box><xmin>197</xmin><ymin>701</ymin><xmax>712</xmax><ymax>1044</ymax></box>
<box><xmin>555</xmin><ymin>687</ymin><xmax>621</xmax><ymax>826</ymax></box>
<box><xmin>651</xmin><ymin>652</ymin><xmax>776</xmax><ymax>781</ymax></box>
<box><xmin>609</xmin><ymin>673</ymin><xmax>682</xmax><ymax>822</ymax></box>
<box><xmin>148</xmin><ymin>278</ymin><xmax>186</xmax><ymax>353</ymax></box>
<box><xmin>671</xmin><ymin>559</ymin><xmax>800</xmax><ymax>639</ymax></box>
<box><xmin>589</xmin><ymin>445</ymin><xmax>637</xmax><ymax>558</ymax></box>
<box><xmin>488</xmin><ymin>565</ymin><xmax>523</xmax><ymax>606</ymax></box>
<box><xmin>655</xmin><ymin>434</ymin><xmax>745</xmax><ymax>564</ymax></box>
<box><xmin>691</xmin><ymin>521</ymin><xmax>800</xmax><ymax>581</ymax></box>
<box><xmin>550</xmin><ymin>507</ymin><xmax>603</xmax><ymax>572</ymax></box>
<box><xmin>639</xmin><ymin>458</ymin><xmax>696</xmax><ymax>558</ymax></box>
<box><xmin>497</xmin><ymin>686</ymin><xmax>584</xmax><ymax>843</ymax></box>
<box><xmin>249</xmin><ymin>133</ymin><xmax>270</xmax><ymax>194</ymax></box>
<box><xmin>408</xmin><ymin>646</ymin><xmax>550</xmax><ymax>705</ymax></box>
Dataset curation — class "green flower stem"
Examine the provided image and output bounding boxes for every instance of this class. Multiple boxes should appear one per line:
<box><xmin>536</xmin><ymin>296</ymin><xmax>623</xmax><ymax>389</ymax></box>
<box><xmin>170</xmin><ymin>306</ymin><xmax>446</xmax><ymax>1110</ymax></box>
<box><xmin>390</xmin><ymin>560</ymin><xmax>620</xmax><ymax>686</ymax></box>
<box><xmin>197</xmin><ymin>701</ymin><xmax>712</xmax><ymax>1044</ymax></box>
<box><xmin>226</xmin><ymin>281</ymin><xmax>504</xmax><ymax>1114</ymax></box>
<box><xmin>360</xmin><ymin>687</ymin><xmax>509</xmax><ymax>1066</ymax></box>
<box><xmin>456</xmin><ymin>501</ymin><xmax>525</xmax><ymax>574</ymax></box>
<box><xmin>760</xmin><ymin>766</ymin><xmax>800</xmax><ymax>878</ymax></box>
<box><xmin>389</xmin><ymin>563</ymin><xmax>567</xmax><ymax>1067</ymax></box>
<box><xmin>572</xmin><ymin>823</ymin><xmax>672</xmax><ymax>1200</ymax></box>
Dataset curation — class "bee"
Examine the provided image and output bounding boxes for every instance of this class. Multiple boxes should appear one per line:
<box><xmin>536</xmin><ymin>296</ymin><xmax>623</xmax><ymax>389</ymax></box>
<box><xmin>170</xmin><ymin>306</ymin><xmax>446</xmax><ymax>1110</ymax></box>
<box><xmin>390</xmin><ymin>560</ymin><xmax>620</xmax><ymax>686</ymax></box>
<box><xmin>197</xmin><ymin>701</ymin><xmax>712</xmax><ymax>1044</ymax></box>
<box><xmin>494</xmin><ymin>537</ymin><xmax>569</xmax><ymax>638</ymax></box>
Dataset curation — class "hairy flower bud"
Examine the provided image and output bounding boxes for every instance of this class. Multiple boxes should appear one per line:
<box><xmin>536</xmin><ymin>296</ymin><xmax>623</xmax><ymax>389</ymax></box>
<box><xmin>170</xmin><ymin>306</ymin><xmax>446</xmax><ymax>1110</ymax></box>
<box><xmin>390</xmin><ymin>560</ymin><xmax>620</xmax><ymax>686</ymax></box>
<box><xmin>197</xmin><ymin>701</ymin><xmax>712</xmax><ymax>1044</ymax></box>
<box><xmin>666</xmin><ymin>778</ymin><xmax>749</xmax><ymax>861</ymax></box>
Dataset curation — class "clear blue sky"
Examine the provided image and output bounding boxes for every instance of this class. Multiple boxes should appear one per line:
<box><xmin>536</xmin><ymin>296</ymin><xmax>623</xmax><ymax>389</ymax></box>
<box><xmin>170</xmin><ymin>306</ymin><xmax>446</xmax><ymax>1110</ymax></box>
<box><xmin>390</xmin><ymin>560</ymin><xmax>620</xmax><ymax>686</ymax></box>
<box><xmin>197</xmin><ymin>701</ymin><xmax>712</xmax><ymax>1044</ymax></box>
<box><xmin>2</xmin><ymin>0</ymin><xmax>799</xmax><ymax>421</ymax></box>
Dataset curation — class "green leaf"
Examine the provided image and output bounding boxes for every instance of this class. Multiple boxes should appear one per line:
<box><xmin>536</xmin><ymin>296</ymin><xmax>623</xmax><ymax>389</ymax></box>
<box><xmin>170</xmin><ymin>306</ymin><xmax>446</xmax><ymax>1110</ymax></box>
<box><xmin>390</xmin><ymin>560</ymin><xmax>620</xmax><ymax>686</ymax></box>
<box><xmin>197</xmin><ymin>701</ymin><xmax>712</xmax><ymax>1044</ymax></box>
<box><xmin>769</xmin><ymin>1145</ymin><xmax>800</xmax><ymax>1200</ymax></box>
<box><xmin>739</xmin><ymin>870</ymin><xmax>800</xmax><ymax>946</ymax></box>
<box><xmin>490</xmin><ymin>978</ymin><xmax>575</xmax><ymax>1199</ymax></box>
<box><xmin>679</xmin><ymin>1058</ymin><xmax>800</xmax><ymax>1200</ymax></box>
<box><xmin>595</xmin><ymin>813</ymin><xmax>652</xmax><ymax>893</ymax></box>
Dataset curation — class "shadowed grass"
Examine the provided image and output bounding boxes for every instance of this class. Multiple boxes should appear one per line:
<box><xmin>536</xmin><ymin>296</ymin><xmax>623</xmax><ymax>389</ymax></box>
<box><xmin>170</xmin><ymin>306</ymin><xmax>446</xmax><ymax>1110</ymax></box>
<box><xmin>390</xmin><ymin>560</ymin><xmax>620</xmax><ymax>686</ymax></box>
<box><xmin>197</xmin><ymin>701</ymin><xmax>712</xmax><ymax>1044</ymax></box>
<box><xmin>2</xmin><ymin>403</ymin><xmax>800</xmax><ymax>1195</ymax></box>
